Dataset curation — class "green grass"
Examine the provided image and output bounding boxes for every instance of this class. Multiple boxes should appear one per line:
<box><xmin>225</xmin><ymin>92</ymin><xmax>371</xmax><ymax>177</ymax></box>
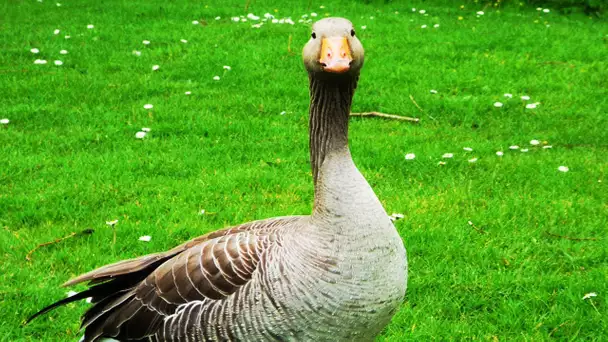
<box><xmin>1</xmin><ymin>0</ymin><xmax>607</xmax><ymax>340</ymax></box>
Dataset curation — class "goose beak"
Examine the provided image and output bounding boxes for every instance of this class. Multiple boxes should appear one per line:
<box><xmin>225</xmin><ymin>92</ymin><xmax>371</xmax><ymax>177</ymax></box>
<box><xmin>319</xmin><ymin>36</ymin><xmax>353</xmax><ymax>74</ymax></box>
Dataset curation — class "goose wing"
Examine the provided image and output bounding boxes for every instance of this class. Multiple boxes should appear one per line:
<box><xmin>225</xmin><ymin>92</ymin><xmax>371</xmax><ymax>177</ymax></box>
<box><xmin>28</xmin><ymin>216</ymin><xmax>305</xmax><ymax>342</ymax></box>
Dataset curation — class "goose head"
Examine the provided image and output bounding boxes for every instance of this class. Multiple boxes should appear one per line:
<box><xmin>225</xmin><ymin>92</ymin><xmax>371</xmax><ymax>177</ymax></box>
<box><xmin>303</xmin><ymin>18</ymin><xmax>364</xmax><ymax>77</ymax></box>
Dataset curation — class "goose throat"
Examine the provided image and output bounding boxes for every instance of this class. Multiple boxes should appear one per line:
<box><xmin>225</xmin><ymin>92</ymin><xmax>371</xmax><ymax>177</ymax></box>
<box><xmin>308</xmin><ymin>73</ymin><xmax>358</xmax><ymax>186</ymax></box>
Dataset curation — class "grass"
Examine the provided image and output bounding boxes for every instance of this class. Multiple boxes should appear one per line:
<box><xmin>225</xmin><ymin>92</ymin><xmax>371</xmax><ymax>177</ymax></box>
<box><xmin>1</xmin><ymin>0</ymin><xmax>607</xmax><ymax>340</ymax></box>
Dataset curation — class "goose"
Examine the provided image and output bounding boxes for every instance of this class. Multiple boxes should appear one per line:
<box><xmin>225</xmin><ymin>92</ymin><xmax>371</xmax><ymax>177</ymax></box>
<box><xmin>28</xmin><ymin>17</ymin><xmax>408</xmax><ymax>341</ymax></box>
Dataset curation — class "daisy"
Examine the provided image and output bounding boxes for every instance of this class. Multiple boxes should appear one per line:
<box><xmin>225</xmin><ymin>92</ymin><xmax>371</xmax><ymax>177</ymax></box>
<box><xmin>583</xmin><ymin>292</ymin><xmax>597</xmax><ymax>300</ymax></box>
<box><xmin>138</xmin><ymin>235</ymin><xmax>152</xmax><ymax>242</ymax></box>
<box><xmin>558</xmin><ymin>166</ymin><xmax>569</xmax><ymax>172</ymax></box>
<box><xmin>152</xmin><ymin>65</ymin><xmax>160</xmax><ymax>71</ymax></box>
<box><xmin>433</xmin><ymin>24</ymin><xmax>440</xmax><ymax>28</ymax></box>
<box><xmin>54</xmin><ymin>29</ymin><xmax>60</xmax><ymax>35</ymax></box>
<box><xmin>192</xmin><ymin>20</ymin><xmax>199</xmax><ymax>25</ymax></box>
<box><xmin>468</xmin><ymin>158</ymin><xmax>478</xmax><ymax>163</ymax></box>
<box><xmin>405</xmin><ymin>153</ymin><xmax>415</xmax><ymax>160</ymax></box>
<box><xmin>530</xmin><ymin>139</ymin><xmax>540</xmax><ymax>145</ymax></box>
<box><xmin>135</xmin><ymin>131</ymin><xmax>147</xmax><ymax>139</ymax></box>
<box><xmin>463</xmin><ymin>147</ymin><xmax>473</xmax><ymax>152</ymax></box>
<box><xmin>430</xmin><ymin>89</ymin><xmax>438</xmax><ymax>94</ymax></box>
<box><xmin>185</xmin><ymin>91</ymin><xmax>192</xmax><ymax>95</ymax></box>
<box><xmin>60</xmin><ymin>49</ymin><xmax>68</xmax><ymax>54</ymax></box>
<box><xmin>521</xmin><ymin>95</ymin><xmax>530</xmax><ymax>100</ymax></box>
<box><xmin>143</xmin><ymin>104</ymin><xmax>153</xmax><ymax>109</ymax></box>
<box><xmin>496</xmin><ymin>151</ymin><xmax>504</xmax><ymax>156</ymax></box>
<box><xmin>213</xmin><ymin>76</ymin><xmax>220</xmax><ymax>81</ymax></box>
<box><xmin>87</xmin><ymin>24</ymin><xmax>94</xmax><ymax>29</ymax></box>
<box><xmin>504</xmin><ymin>93</ymin><xmax>513</xmax><ymax>98</ymax></box>
<box><xmin>54</xmin><ymin>60</ymin><xmax>63</xmax><ymax>66</ymax></box>
<box><xmin>421</xmin><ymin>25</ymin><xmax>427</xmax><ymax>29</ymax></box>
<box><xmin>34</xmin><ymin>59</ymin><xmax>47</xmax><ymax>64</ymax></box>
<box><xmin>476</xmin><ymin>11</ymin><xmax>484</xmax><ymax>15</ymax></box>
<box><xmin>509</xmin><ymin>145</ymin><xmax>519</xmax><ymax>150</ymax></box>
<box><xmin>442</xmin><ymin>153</ymin><xmax>453</xmax><ymax>158</ymax></box>
<box><xmin>494</xmin><ymin>102</ymin><xmax>503</xmax><ymax>107</ymax></box>
<box><xmin>180</xmin><ymin>39</ymin><xmax>188</xmax><ymax>43</ymax></box>
<box><xmin>0</xmin><ymin>118</ymin><xmax>9</xmax><ymax>124</ymax></box>
<box><xmin>142</xmin><ymin>40</ymin><xmax>150</xmax><ymax>45</ymax></box>
<box><xmin>526</xmin><ymin>103</ymin><xmax>538</xmax><ymax>109</ymax></box>
<box><xmin>141</xmin><ymin>127</ymin><xmax>151</xmax><ymax>132</ymax></box>
<box><xmin>30</xmin><ymin>48</ymin><xmax>40</xmax><ymax>54</ymax></box>
<box><xmin>223</xmin><ymin>65</ymin><xmax>231</xmax><ymax>70</ymax></box>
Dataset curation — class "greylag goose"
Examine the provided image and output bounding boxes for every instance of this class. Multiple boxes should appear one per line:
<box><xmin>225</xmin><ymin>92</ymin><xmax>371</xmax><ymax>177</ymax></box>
<box><xmin>28</xmin><ymin>17</ymin><xmax>408</xmax><ymax>341</ymax></box>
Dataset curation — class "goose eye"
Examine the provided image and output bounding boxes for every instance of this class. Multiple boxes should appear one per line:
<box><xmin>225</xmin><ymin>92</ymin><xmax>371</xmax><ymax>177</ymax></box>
<box><xmin>311</xmin><ymin>32</ymin><xmax>316</xmax><ymax>39</ymax></box>
<box><xmin>350</xmin><ymin>29</ymin><xmax>355</xmax><ymax>37</ymax></box>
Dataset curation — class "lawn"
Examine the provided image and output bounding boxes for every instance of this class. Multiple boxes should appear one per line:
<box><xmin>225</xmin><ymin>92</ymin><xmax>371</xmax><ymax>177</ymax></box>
<box><xmin>1</xmin><ymin>0</ymin><xmax>607</xmax><ymax>340</ymax></box>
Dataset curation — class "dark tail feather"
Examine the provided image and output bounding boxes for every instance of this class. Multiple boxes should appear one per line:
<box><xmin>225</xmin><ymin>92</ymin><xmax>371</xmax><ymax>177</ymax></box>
<box><xmin>27</xmin><ymin>257</ymin><xmax>171</xmax><ymax>325</ymax></box>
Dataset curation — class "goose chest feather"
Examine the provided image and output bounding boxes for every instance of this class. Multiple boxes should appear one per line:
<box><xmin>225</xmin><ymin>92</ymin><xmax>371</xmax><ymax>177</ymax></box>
<box><xmin>28</xmin><ymin>17</ymin><xmax>408</xmax><ymax>342</ymax></box>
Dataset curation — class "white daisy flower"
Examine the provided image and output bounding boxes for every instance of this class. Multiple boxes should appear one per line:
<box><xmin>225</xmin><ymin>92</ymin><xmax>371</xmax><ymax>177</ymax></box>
<box><xmin>438</xmin><ymin>161</ymin><xmax>447</xmax><ymax>165</ymax></box>
<box><xmin>138</xmin><ymin>235</ymin><xmax>152</xmax><ymax>242</ymax></box>
<box><xmin>54</xmin><ymin>60</ymin><xmax>63</xmax><ymax>66</ymax></box>
<box><xmin>30</xmin><ymin>48</ymin><xmax>40</xmax><ymax>54</ymax></box>
<box><xmin>477</xmin><ymin>11</ymin><xmax>484</xmax><ymax>15</ymax></box>
<box><xmin>180</xmin><ymin>39</ymin><xmax>188</xmax><ymax>43</ymax></box>
<box><xmin>582</xmin><ymin>292</ymin><xmax>597</xmax><ymax>300</ymax></box>
<box><xmin>530</xmin><ymin>139</ymin><xmax>540</xmax><ymax>145</ymax></box>
<box><xmin>558</xmin><ymin>166</ymin><xmax>569</xmax><ymax>172</ymax></box>
<box><xmin>271</xmin><ymin>18</ymin><xmax>278</xmax><ymax>24</ymax></box>
<box><xmin>34</xmin><ymin>59</ymin><xmax>47</xmax><ymax>64</ymax></box>
<box><xmin>106</xmin><ymin>219</ymin><xmax>118</xmax><ymax>226</ymax></box>
<box><xmin>361</xmin><ymin>25</ymin><xmax>367</xmax><ymax>30</ymax></box>
<box><xmin>64</xmin><ymin>35</ymin><xmax>71</xmax><ymax>39</ymax></box>
<box><xmin>543</xmin><ymin>145</ymin><xmax>552</xmax><ymax>149</ymax></box>
<box><xmin>56</xmin><ymin>2</ymin><xmax>61</xmax><ymax>6</ymax></box>
<box><xmin>232</xmin><ymin>17</ymin><xmax>240</xmax><ymax>22</ymax></box>
<box><xmin>509</xmin><ymin>145</ymin><xmax>519</xmax><ymax>150</ymax></box>
<box><xmin>442</xmin><ymin>153</ymin><xmax>453</xmax><ymax>159</ymax></box>
<box><xmin>521</xmin><ymin>95</ymin><xmax>530</xmax><ymax>100</ymax></box>
<box><xmin>504</xmin><ymin>93</ymin><xmax>513</xmax><ymax>98</ymax></box>
<box><xmin>0</xmin><ymin>118</ymin><xmax>9</xmax><ymax>124</ymax></box>
<box><xmin>537</xmin><ymin>7</ymin><xmax>542</xmax><ymax>11</ymax></box>
<box><xmin>405</xmin><ymin>153</ymin><xmax>416</xmax><ymax>160</ymax></box>
<box><xmin>142</xmin><ymin>40</ymin><xmax>150</xmax><ymax>45</ymax></box>
<box><xmin>199</xmin><ymin>209</ymin><xmax>206</xmax><ymax>215</ymax></box>
<box><xmin>421</xmin><ymin>25</ymin><xmax>427</xmax><ymax>29</ymax></box>
<box><xmin>185</xmin><ymin>91</ymin><xmax>191</xmax><ymax>95</ymax></box>
<box><xmin>143</xmin><ymin>104</ymin><xmax>153</xmax><ymax>109</ymax></box>
<box><xmin>280</xmin><ymin>111</ymin><xmax>287</xmax><ymax>115</ymax></box>
<box><xmin>468</xmin><ymin>157</ymin><xmax>478</xmax><ymax>163</ymax></box>
<box><xmin>496</xmin><ymin>151</ymin><xmax>504</xmax><ymax>156</ymax></box>
<box><xmin>132</xmin><ymin>50</ymin><xmax>142</xmax><ymax>56</ymax></box>
<box><xmin>311</xmin><ymin>12</ymin><xmax>318</xmax><ymax>17</ymax></box>
<box><xmin>54</xmin><ymin>29</ymin><xmax>60</xmax><ymax>35</ymax></box>
<box><xmin>526</xmin><ymin>103</ymin><xmax>537</xmax><ymax>109</ymax></box>
<box><xmin>247</xmin><ymin>13</ymin><xmax>260</xmax><ymax>20</ymax></box>
<box><xmin>192</xmin><ymin>20</ymin><xmax>199</xmax><ymax>25</ymax></box>
<box><xmin>494</xmin><ymin>102</ymin><xmax>503</xmax><ymax>107</ymax></box>
<box><xmin>543</xmin><ymin>9</ymin><xmax>550</xmax><ymax>13</ymax></box>
<box><xmin>87</xmin><ymin>24</ymin><xmax>94</xmax><ymax>29</ymax></box>
<box><xmin>265</xmin><ymin>13</ymin><xmax>274</xmax><ymax>18</ymax></box>
<box><xmin>213</xmin><ymin>76</ymin><xmax>220</xmax><ymax>81</ymax></box>
<box><xmin>419</xmin><ymin>10</ymin><xmax>426</xmax><ymax>14</ymax></box>
<box><xmin>152</xmin><ymin>65</ymin><xmax>160</xmax><ymax>71</ymax></box>
<box><xmin>223</xmin><ymin>65</ymin><xmax>231</xmax><ymax>70</ymax></box>
<box><xmin>433</xmin><ymin>24</ymin><xmax>440</xmax><ymax>28</ymax></box>
<box><xmin>412</xmin><ymin>8</ymin><xmax>416</xmax><ymax>12</ymax></box>
<box><xmin>135</xmin><ymin>131</ymin><xmax>147</xmax><ymax>139</ymax></box>
<box><xmin>319</xmin><ymin>5</ymin><xmax>325</xmax><ymax>9</ymax></box>
<box><xmin>463</xmin><ymin>147</ymin><xmax>473</xmax><ymax>152</ymax></box>
<box><xmin>141</xmin><ymin>127</ymin><xmax>151</xmax><ymax>132</ymax></box>
<box><xmin>521</xmin><ymin>148</ymin><xmax>529</xmax><ymax>152</ymax></box>
<box><xmin>430</xmin><ymin>89</ymin><xmax>438</xmax><ymax>94</ymax></box>
<box><xmin>60</xmin><ymin>49</ymin><xmax>68</xmax><ymax>54</ymax></box>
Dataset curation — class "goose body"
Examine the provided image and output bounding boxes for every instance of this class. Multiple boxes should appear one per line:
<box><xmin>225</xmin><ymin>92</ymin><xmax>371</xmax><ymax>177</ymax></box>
<box><xmin>29</xmin><ymin>18</ymin><xmax>408</xmax><ymax>341</ymax></box>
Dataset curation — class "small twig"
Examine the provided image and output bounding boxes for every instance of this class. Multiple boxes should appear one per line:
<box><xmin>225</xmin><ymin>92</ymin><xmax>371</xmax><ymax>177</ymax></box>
<box><xmin>409</xmin><ymin>94</ymin><xmax>438</xmax><ymax>122</ymax></box>
<box><xmin>409</xmin><ymin>95</ymin><xmax>424</xmax><ymax>113</ymax></box>
<box><xmin>350</xmin><ymin>112</ymin><xmax>419</xmax><ymax>123</ymax></box>
<box><xmin>544</xmin><ymin>231</ymin><xmax>598</xmax><ymax>241</ymax></box>
<box><xmin>287</xmin><ymin>34</ymin><xmax>293</xmax><ymax>54</ymax></box>
<box><xmin>549</xmin><ymin>321</ymin><xmax>572</xmax><ymax>337</ymax></box>
<box><xmin>26</xmin><ymin>229</ymin><xmax>94</xmax><ymax>262</ymax></box>
<box><xmin>467</xmin><ymin>220</ymin><xmax>485</xmax><ymax>234</ymax></box>
<box><xmin>244</xmin><ymin>0</ymin><xmax>251</xmax><ymax>11</ymax></box>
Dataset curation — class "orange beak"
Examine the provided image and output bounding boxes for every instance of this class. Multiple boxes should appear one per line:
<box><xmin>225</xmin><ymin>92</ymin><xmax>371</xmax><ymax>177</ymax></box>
<box><xmin>319</xmin><ymin>36</ymin><xmax>353</xmax><ymax>74</ymax></box>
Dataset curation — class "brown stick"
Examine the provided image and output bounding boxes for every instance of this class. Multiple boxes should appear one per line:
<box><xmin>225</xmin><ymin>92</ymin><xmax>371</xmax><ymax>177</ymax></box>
<box><xmin>26</xmin><ymin>229</ymin><xmax>94</xmax><ymax>262</ymax></box>
<box><xmin>244</xmin><ymin>0</ymin><xmax>251</xmax><ymax>11</ymax></box>
<box><xmin>350</xmin><ymin>112</ymin><xmax>419</xmax><ymax>122</ymax></box>
<box><xmin>544</xmin><ymin>231</ymin><xmax>598</xmax><ymax>241</ymax></box>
